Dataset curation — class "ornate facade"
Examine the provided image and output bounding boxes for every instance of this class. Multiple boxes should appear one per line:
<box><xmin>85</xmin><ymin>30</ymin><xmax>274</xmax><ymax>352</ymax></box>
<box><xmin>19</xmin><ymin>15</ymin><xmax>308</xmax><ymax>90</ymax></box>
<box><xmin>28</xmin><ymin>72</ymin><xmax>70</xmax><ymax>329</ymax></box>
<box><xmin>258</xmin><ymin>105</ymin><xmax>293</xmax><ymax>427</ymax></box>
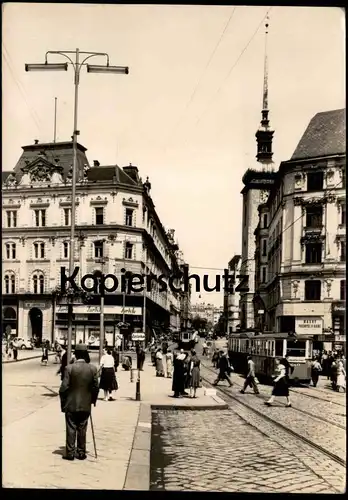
<box><xmin>254</xmin><ymin>108</ymin><xmax>346</xmax><ymax>352</ymax></box>
<box><xmin>2</xmin><ymin>140</ymin><xmax>189</xmax><ymax>346</ymax></box>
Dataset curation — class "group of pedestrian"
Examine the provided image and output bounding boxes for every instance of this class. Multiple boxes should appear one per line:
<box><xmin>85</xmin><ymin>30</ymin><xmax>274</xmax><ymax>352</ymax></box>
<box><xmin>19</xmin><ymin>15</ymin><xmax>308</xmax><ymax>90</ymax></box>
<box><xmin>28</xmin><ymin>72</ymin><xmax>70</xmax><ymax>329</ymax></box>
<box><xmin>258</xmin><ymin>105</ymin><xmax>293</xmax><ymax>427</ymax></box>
<box><xmin>3</xmin><ymin>338</ymin><xmax>19</xmax><ymax>361</ymax></box>
<box><xmin>315</xmin><ymin>350</ymin><xmax>346</xmax><ymax>392</ymax></box>
<box><xmin>172</xmin><ymin>348</ymin><xmax>201</xmax><ymax>398</ymax></box>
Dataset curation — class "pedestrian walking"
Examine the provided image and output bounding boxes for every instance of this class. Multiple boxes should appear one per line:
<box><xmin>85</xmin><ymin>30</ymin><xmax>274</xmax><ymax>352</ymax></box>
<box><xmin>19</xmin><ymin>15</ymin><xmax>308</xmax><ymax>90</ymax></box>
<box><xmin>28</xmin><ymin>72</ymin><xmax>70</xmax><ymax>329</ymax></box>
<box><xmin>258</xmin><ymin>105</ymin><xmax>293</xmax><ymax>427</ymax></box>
<box><xmin>213</xmin><ymin>350</ymin><xmax>233</xmax><ymax>387</ymax></box>
<box><xmin>311</xmin><ymin>357</ymin><xmax>322</xmax><ymax>387</ymax></box>
<box><xmin>166</xmin><ymin>350</ymin><xmax>173</xmax><ymax>378</ymax></box>
<box><xmin>265</xmin><ymin>358</ymin><xmax>291</xmax><ymax>407</ymax></box>
<box><xmin>212</xmin><ymin>349</ymin><xmax>219</xmax><ymax>368</ymax></box>
<box><xmin>12</xmin><ymin>339</ymin><xmax>18</xmax><ymax>361</ymax></box>
<box><xmin>59</xmin><ymin>344</ymin><xmax>99</xmax><ymax>461</ymax></box>
<box><xmin>41</xmin><ymin>343</ymin><xmax>49</xmax><ymax>366</ymax></box>
<box><xmin>155</xmin><ymin>348</ymin><xmax>165</xmax><ymax>377</ymax></box>
<box><xmin>121</xmin><ymin>354</ymin><xmax>132</xmax><ymax>371</ymax></box>
<box><xmin>99</xmin><ymin>348</ymin><xmax>118</xmax><ymax>401</ymax></box>
<box><xmin>240</xmin><ymin>355</ymin><xmax>259</xmax><ymax>394</ymax></box>
<box><xmin>189</xmin><ymin>350</ymin><xmax>201</xmax><ymax>398</ymax></box>
<box><xmin>330</xmin><ymin>359</ymin><xmax>338</xmax><ymax>391</ymax></box>
<box><xmin>183</xmin><ymin>352</ymin><xmax>192</xmax><ymax>391</ymax></box>
<box><xmin>336</xmin><ymin>359</ymin><xmax>346</xmax><ymax>392</ymax></box>
<box><xmin>202</xmin><ymin>341</ymin><xmax>208</xmax><ymax>356</ymax></box>
<box><xmin>172</xmin><ymin>350</ymin><xmax>186</xmax><ymax>398</ymax></box>
<box><xmin>112</xmin><ymin>346</ymin><xmax>120</xmax><ymax>372</ymax></box>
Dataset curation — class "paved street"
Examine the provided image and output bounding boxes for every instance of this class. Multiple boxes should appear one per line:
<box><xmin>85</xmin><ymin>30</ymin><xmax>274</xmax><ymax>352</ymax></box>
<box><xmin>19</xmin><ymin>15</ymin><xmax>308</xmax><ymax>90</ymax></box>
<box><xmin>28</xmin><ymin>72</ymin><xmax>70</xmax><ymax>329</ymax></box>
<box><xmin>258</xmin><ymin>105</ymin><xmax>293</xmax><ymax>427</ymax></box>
<box><xmin>151</xmin><ymin>408</ymin><xmax>345</xmax><ymax>493</ymax></box>
<box><xmin>150</xmin><ymin>339</ymin><xmax>346</xmax><ymax>493</ymax></box>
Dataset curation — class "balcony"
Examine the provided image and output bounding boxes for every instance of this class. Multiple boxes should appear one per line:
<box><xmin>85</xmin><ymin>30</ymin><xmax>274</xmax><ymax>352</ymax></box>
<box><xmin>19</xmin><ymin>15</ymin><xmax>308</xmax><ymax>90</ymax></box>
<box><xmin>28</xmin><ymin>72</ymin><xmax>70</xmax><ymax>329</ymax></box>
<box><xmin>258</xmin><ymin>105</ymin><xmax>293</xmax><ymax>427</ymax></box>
<box><xmin>303</xmin><ymin>224</ymin><xmax>323</xmax><ymax>235</ymax></box>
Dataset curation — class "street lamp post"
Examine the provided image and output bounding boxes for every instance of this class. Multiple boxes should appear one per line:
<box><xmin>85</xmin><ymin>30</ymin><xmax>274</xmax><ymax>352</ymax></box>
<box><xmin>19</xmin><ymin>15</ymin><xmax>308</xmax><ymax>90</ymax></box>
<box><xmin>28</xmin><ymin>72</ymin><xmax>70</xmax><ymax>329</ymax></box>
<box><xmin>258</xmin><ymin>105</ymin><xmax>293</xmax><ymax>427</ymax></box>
<box><xmin>25</xmin><ymin>49</ymin><xmax>129</xmax><ymax>363</ymax></box>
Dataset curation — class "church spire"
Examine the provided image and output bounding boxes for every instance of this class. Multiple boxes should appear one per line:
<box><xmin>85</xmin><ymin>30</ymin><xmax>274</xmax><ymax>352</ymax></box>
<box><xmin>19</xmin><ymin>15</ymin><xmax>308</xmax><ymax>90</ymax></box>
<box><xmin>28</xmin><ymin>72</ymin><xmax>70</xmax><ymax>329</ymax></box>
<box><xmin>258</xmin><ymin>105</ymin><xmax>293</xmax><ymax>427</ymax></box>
<box><xmin>256</xmin><ymin>15</ymin><xmax>274</xmax><ymax>169</ymax></box>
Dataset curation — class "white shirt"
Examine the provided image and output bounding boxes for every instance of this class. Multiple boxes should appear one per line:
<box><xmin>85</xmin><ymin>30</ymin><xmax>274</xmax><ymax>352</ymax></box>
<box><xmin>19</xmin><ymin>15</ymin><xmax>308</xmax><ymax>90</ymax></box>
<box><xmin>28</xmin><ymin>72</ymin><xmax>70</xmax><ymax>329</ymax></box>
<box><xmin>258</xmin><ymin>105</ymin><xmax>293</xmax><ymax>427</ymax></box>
<box><xmin>100</xmin><ymin>354</ymin><xmax>115</xmax><ymax>368</ymax></box>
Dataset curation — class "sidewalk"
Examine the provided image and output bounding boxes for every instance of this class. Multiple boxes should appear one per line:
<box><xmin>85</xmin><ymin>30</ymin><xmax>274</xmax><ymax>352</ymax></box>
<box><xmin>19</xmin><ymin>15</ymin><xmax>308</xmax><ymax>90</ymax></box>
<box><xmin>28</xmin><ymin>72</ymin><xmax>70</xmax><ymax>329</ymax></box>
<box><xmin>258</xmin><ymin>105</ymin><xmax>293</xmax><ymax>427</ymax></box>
<box><xmin>2</xmin><ymin>348</ymin><xmax>56</xmax><ymax>364</ymax></box>
<box><xmin>2</xmin><ymin>354</ymin><xmax>226</xmax><ymax>490</ymax></box>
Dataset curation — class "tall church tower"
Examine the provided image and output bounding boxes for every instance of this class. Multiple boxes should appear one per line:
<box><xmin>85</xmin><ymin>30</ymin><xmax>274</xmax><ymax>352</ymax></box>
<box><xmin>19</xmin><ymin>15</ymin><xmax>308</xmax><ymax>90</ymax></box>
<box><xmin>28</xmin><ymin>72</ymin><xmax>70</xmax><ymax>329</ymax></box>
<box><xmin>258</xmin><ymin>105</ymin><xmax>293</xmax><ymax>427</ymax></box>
<box><xmin>239</xmin><ymin>17</ymin><xmax>277</xmax><ymax>330</ymax></box>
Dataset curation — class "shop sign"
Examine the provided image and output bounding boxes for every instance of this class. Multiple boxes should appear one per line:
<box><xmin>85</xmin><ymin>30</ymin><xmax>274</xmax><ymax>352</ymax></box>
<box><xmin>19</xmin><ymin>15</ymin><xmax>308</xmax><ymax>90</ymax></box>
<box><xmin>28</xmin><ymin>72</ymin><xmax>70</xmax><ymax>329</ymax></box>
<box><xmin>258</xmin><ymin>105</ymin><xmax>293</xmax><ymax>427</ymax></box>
<box><xmin>132</xmin><ymin>332</ymin><xmax>145</xmax><ymax>341</ymax></box>
<box><xmin>295</xmin><ymin>317</ymin><xmax>323</xmax><ymax>335</ymax></box>
<box><xmin>332</xmin><ymin>302</ymin><xmax>346</xmax><ymax>315</ymax></box>
<box><xmin>24</xmin><ymin>302</ymin><xmax>48</xmax><ymax>309</ymax></box>
<box><xmin>334</xmin><ymin>335</ymin><xmax>346</xmax><ymax>342</ymax></box>
<box><xmin>334</xmin><ymin>344</ymin><xmax>343</xmax><ymax>350</ymax></box>
<box><xmin>57</xmin><ymin>305</ymin><xmax>142</xmax><ymax>315</ymax></box>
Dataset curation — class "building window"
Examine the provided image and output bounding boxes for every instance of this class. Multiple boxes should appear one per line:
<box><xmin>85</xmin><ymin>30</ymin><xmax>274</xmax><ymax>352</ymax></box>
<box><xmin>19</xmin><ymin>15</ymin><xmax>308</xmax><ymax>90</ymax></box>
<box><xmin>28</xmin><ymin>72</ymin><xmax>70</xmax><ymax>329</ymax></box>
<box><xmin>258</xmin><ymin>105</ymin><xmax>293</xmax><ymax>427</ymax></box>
<box><xmin>263</xmin><ymin>214</ymin><xmax>268</xmax><ymax>228</ymax></box>
<box><xmin>307</xmin><ymin>171</ymin><xmax>324</xmax><ymax>192</ymax></box>
<box><xmin>125</xmin><ymin>242</ymin><xmax>133</xmax><ymax>259</ymax></box>
<box><xmin>125</xmin><ymin>208</ymin><xmax>133</xmax><ymax>226</ymax></box>
<box><xmin>34</xmin><ymin>209</ymin><xmax>46</xmax><ymax>227</ymax></box>
<box><xmin>4</xmin><ymin>274</ymin><xmax>16</xmax><ymax>294</ymax></box>
<box><xmin>94</xmin><ymin>241</ymin><xmax>104</xmax><ymax>258</ymax></box>
<box><xmin>341</xmin><ymin>204</ymin><xmax>346</xmax><ymax>226</ymax></box>
<box><xmin>340</xmin><ymin>280</ymin><xmax>346</xmax><ymax>301</ymax></box>
<box><xmin>262</xmin><ymin>239</ymin><xmax>267</xmax><ymax>257</ymax></box>
<box><xmin>63</xmin><ymin>242</ymin><xmax>69</xmax><ymax>259</ymax></box>
<box><xmin>95</xmin><ymin>207</ymin><xmax>104</xmax><ymax>225</ymax></box>
<box><xmin>306</xmin><ymin>206</ymin><xmax>323</xmax><ymax>228</ymax></box>
<box><xmin>6</xmin><ymin>210</ymin><xmax>17</xmax><ymax>228</ymax></box>
<box><xmin>261</xmin><ymin>267</ymin><xmax>266</xmax><ymax>283</ymax></box>
<box><xmin>5</xmin><ymin>243</ymin><xmax>16</xmax><ymax>259</ymax></box>
<box><xmin>33</xmin><ymin>274</ymin><xmax>44</xmax><ymax>294</ymax></box>
<box><xmin>305</xmin><ymin>243</ymin><xmax>322</xmax><ymax>264</ymax></box>
<box><xmin>34</xmin><ymin>242</ymin><xmax>45</xmax><ymax>259</ymax></box>
<box><xmin>63</xmin><ymin>208</ymin><xmax>71</xmax><ymax>226</ymax></box>
<box><xmin>305</xmin><ymin>280</ymin><xmax>321</xmax><ymax>301</ymax></box>
<box><xmin>340</xmin><ymin>241</ymin><xmax>346</xmax><ymax>261</ymax></box>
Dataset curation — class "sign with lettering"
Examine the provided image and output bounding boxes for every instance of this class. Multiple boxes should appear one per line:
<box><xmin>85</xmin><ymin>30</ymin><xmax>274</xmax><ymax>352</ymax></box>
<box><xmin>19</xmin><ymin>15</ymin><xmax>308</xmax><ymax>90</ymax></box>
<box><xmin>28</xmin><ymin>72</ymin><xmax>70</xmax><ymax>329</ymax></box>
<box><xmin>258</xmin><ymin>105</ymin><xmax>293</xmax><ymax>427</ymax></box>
<box><xmin>132</xmin><ymin>332</ymin><xmax>145</xmax><ymax>341</ymax></box>
<box><xmin>332</xmin><ymin>302</ymin><xmax>346</xmax><ymax>314</ymax></box>
<box><xmin>24</xmin><ymin>302</ymin><xmax>48</xmax><ymax>309</ymax></box>
<box><xmin>295</xmin><ymin>317</ymin><xmax>323</xmax><ymax>335</ymax></box>
<box><xmin>57</xmin><ymin>305</ymin><xmax>142</xmax><ymax>315</ymax></box>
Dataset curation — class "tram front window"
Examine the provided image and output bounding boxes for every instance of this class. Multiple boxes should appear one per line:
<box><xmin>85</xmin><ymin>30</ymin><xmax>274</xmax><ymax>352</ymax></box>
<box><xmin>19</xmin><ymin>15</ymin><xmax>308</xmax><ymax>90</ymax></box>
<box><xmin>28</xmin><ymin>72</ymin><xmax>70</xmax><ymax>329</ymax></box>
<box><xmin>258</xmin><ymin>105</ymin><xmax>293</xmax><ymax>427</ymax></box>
<box><xmin>275</xmin><ymin>340</ymin><xmax>283</xmax><ymax>357</ymax></box>
<box><xmin>287</xmin><ymin>340</ymin><xmax>306</xmax><ymax>357</ymax></box>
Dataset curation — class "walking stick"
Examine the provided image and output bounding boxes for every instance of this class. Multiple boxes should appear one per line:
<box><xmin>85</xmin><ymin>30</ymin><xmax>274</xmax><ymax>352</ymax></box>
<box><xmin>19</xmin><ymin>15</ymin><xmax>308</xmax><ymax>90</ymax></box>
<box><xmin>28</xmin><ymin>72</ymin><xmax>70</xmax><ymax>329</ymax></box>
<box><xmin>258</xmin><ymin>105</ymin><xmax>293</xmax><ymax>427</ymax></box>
<box><xmin>90</xmin><ymin>411</ymin><xmax>98</xmax><ymax>459</ymax></box>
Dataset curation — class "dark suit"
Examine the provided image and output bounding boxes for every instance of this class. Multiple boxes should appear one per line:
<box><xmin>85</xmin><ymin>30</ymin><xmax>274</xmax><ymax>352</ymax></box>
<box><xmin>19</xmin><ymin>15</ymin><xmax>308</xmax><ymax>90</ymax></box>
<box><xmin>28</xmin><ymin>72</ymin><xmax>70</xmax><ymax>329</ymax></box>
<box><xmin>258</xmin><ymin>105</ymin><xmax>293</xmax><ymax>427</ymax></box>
<box><xmin>59</xmin><ymin>359</ymin><xmax>99</xmax><ymax>458</ymax></box>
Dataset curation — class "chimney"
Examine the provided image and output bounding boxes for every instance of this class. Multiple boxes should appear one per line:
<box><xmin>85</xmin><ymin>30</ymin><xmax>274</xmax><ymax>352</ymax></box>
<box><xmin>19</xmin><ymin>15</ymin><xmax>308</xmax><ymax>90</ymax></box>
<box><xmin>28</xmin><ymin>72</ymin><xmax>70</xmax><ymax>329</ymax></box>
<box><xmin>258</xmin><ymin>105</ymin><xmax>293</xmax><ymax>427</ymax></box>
<box><xmin>93</xmin><ymin>160</ymin><xmax>100</xmax><ymax>167</ymax></box>
<box><xmin>34</xmin><ymin>139</ymin><xmax>39</xmax><ymax>145</ymax></box>
<box><xmin>123</xmin><ymin>163</ymin><xmax>139</xmax><ymax>182</ymax></box>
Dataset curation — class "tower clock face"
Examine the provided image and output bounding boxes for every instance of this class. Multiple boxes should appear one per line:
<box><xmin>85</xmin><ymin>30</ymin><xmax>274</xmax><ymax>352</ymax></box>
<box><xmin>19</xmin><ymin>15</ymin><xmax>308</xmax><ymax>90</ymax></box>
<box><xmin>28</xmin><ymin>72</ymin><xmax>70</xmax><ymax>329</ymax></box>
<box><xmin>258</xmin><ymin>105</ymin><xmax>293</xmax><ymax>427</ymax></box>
<box><xmin>260</xmin><ymin>190</ymin><xmax>268</xmax><ymax>203</ymax></box>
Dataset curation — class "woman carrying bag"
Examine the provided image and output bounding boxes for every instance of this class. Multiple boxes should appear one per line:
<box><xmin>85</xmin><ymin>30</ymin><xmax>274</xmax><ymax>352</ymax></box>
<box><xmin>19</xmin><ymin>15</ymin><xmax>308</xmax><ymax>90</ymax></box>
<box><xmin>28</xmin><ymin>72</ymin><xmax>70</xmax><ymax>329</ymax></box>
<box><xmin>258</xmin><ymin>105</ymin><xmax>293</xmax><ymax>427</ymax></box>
<box><xmin>99</xmin><ymin>348</ymin><xmax>118</xmax><ymax>401</ymax></box>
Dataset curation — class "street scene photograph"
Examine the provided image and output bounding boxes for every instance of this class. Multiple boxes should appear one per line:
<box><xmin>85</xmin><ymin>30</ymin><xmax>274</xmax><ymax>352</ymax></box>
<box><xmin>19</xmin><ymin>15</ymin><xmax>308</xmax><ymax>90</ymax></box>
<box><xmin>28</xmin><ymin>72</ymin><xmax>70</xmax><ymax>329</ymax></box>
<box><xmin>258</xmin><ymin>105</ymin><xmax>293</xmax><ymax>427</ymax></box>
<box><xmin>2</xmin><ymin>2</ymin><xmax>346</xmax><ymax>493</ymax></box>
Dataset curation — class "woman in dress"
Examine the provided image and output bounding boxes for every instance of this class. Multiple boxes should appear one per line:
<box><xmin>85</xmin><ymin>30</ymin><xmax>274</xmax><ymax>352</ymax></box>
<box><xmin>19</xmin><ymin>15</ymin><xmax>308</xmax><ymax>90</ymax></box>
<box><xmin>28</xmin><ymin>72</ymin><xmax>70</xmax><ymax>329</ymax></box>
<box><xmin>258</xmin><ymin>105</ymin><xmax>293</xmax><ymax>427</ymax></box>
<box><xmin>265</xmin><ymin>358</ymin><xmax>291</xmax><ymax>407</ymax></box>
<box><xmin>166</xmin><ymin>350</ymin><xmax>173</xmax><ymax>378</ymax></box>
<box><xmin>189</xmin><ymin>350</ymin><xmax>201</xmax><ymax>398</ymax></box>
<box><xmin>172</xmin><ymin>350</ymin><xmax>186</xmax><ymax>397</ymax></box>
<box><xmin>155</xmin><ymin>348</ymin><xmax>164</xmax><ymax>377</ymax></box>
<box><xmin>99</xmin><ymin>348</ymin><xmax>118</xmax><ymax>401</ymax></box>
<box><xmin>336</xmin><ymin>359</ymin><xmax>346</xmax><ymax>392</ymax></box>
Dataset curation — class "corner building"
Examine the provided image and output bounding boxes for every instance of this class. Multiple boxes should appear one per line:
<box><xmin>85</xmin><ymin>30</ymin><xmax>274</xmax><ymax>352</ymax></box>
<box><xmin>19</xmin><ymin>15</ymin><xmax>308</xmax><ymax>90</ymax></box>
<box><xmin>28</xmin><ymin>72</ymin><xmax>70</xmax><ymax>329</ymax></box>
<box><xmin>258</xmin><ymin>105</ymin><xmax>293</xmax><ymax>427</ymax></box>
<box><xmin>2</xmin><ymin>140</ymin><xmax>187</xmax><ymax>346</ymax></box>
<box><xmin>254</xmin><ymin>109</ymin><xmax>346</xmax><ymax>353</ymax></box>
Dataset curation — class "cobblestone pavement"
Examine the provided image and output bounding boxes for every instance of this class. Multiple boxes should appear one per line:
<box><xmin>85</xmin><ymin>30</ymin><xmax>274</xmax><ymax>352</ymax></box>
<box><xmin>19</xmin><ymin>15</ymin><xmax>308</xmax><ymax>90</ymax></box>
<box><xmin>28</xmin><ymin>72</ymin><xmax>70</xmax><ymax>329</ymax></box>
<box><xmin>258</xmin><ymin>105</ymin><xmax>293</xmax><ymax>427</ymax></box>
<box><xmin>200</xmin><ymin>364</ymin><xmax>346</xmax><ymax>463</ymax></box>
<box><xmin>151</xmin><ymin>408</ymin><xmax>345</xmax><ymax>493</ymax></box>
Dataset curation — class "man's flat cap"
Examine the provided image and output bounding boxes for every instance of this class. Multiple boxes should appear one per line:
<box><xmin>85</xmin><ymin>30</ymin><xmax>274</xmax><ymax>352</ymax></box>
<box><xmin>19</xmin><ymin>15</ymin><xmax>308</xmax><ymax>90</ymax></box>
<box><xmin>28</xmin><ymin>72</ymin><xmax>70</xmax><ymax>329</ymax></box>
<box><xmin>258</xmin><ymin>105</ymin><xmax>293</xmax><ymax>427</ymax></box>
<box><xmin>75</xmin><ymin>344</ymin><xmax>88</xmax><ymax>351</ymax></box>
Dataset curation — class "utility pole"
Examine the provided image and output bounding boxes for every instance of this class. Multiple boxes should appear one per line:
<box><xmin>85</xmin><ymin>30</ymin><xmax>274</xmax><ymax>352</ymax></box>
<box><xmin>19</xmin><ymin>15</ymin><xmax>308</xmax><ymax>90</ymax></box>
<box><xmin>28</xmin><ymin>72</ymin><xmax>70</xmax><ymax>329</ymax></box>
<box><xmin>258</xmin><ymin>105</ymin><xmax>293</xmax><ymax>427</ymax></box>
<box><xmin>25</xmin><ymin>49</ymin><xmax>129</xmax><ymax>363</ymax></box>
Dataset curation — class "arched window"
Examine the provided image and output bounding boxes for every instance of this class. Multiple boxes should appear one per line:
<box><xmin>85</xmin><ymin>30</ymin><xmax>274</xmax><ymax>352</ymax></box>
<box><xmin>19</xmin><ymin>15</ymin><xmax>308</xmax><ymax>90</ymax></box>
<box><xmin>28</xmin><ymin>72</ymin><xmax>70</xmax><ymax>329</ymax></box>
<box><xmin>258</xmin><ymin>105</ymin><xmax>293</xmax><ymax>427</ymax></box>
<box><xmin>63</xmin><ymin>241</ymin><xmax>69</xmax><ymax>259</ymax></box>
<box><xmin>33</xmin><ymin>273</ymin><xmax>45</xmax><ymax>294</ymax></box>
<box><xmin>4</xmin><ymin>273</ymin><xmax>16</xmax><ymax>294</ymax></box>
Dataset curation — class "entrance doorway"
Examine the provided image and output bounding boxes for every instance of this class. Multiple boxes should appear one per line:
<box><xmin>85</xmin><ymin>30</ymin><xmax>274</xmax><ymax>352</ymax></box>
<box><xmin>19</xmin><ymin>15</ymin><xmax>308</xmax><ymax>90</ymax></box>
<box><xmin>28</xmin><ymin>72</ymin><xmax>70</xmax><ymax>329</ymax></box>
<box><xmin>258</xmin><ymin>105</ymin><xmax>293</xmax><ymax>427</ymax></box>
<box><xmin>29</xmin><ymin>308</ymin><xmax>43</xmax><ymax>344</ymax></box>
<box><xmin>2</xmin><ymin>307</ymin><xmax>17</xmax><ymax>338</ymax></box>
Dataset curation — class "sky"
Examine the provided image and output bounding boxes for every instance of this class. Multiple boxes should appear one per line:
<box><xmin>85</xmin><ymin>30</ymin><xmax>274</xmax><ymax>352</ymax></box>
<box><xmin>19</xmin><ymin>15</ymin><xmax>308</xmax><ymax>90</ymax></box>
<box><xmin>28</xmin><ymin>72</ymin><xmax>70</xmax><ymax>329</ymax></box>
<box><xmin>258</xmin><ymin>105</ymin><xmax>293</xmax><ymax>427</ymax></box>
<box><xmin>2</xmin><ymin>3</ymin><xmax>345</xmax><ymax>308</ymax></box>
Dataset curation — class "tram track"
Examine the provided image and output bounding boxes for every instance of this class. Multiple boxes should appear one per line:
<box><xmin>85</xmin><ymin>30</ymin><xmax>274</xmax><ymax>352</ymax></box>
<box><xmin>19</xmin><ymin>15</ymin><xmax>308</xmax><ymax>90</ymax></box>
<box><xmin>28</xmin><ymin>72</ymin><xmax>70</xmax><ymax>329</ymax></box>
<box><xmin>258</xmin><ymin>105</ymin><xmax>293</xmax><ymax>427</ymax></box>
<box><xmin>200</xmin><ymin>365</ymin><xmax>346</xmax><ymax>468</ymax></box>
<box><xmin>290</xmin><ymin>387</ymin><xmax>346</xmax><ymax>407</ymax></box>
<box><xmin>202</xmin><ymin>363</ymin><xmax>345</xmax><ymax>430</ymax></box>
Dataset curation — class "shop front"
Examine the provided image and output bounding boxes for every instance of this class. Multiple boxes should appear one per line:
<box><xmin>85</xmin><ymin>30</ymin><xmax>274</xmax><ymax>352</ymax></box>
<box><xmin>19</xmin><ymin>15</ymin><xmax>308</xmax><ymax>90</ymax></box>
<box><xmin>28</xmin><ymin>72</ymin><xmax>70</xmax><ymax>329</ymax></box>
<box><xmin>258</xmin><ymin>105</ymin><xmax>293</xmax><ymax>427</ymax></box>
<box><xmin>331</xmin><ymin>301</ymin><xmax>346</xmax><ymax>354</ymax></box>
<box><xmin>2</xmin><ymin>298</ymin><xmax>18</xmax><ymax>339</ymax></box>
<box><xmin>55</xmin><ymin>304</ymin><xmax>143</xmax><ymax>347</ymax></box>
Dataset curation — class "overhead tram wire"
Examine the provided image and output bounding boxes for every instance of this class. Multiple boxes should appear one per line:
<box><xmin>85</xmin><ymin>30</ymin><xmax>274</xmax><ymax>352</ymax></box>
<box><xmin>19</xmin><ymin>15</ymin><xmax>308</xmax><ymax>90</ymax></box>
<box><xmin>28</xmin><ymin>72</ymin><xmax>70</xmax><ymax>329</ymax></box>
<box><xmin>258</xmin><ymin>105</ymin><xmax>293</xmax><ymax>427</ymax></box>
<box><xmin>162</xmin><ymin>7</ymin><xmax>237</xmax><ymax>156</ymax></box>
<box><xmin>181</xmin><ymin>6</ymin><xmax>273</xmax><ymax>149</ymax></box>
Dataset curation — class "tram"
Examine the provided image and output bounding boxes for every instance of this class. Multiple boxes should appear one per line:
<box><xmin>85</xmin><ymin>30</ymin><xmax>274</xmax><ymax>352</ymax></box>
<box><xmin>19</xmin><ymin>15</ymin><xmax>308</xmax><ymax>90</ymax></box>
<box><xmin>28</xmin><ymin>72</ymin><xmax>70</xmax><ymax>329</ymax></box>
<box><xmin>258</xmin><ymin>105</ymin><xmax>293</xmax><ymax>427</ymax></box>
<box><xmin>178</xmin><ymin>330</ymin><xmax>199</xmax><ymax>350</ymax></box>
<box><xmin>228</xmin><ymin>333</ymin><xmax>313</xmax><ymax>384</ymax></box>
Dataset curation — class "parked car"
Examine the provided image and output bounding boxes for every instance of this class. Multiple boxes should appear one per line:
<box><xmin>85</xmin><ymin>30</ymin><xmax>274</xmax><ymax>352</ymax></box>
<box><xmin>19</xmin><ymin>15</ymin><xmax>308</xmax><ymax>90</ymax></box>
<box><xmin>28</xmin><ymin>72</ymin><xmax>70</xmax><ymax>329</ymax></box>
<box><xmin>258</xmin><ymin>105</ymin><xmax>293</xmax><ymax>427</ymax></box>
<box><xmin>13</xmin><ymin>337</ymin><xmax>34</xmax><ymax>350</ymax></box>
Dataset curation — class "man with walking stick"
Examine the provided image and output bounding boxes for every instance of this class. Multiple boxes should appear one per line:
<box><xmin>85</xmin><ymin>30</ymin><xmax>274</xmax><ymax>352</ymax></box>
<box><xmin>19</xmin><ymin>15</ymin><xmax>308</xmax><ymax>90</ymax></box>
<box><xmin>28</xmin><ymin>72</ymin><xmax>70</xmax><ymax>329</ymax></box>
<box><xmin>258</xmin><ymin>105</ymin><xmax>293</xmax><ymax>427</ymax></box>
<box><xmin>59</xmin><ymin>344</ymin><xmax>99</xmax><ymax>461</ymax></box>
